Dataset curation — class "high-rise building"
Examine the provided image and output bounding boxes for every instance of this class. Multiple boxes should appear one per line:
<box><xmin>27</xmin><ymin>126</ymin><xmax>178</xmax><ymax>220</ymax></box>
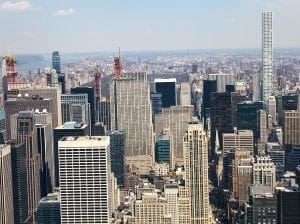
<box><xmin>150</xmin><ymin>92</ymin><xmax>163</xmax><ymax>116</ymax></box>
<box><xmin>252</xmin><ymin>156</ymin><xmax>276</xmax><ymax>190</ymax></box>
<box><xmin>110</xmin><ymin>72</ymin><xmax>154</xmax><ymax>174</ymax></box>
<box><xmin>209</xmin><ymin>73</ymin><xmax>234</xmax><ymax>93</ymax></box>
<box><xmin>191</xmin><ymin>64</ymin><xmax>198</xmax><ymax>74</ymax></box>
<box><xmin>277</xmin><ymin>94</ymin><xmax>299</xmax><ymax>125</ymax></box>
<box><xmin>4</xmin><ymin>94</ymin><xmax>54</xmax><ymax>139</ymax></box>
<box><xmin>10</xmin><ymin>141</ymin><xmax>31</xmax><ymax>224</ymax></box>
<box><xmin>61</xmin><ymin>93</ymin><xmax>90</xmax><ymax>127</ymax></box>
<box><xmin>277</xmin><ymin>187</ymin><xmax>300</xmax><ymax>224</ymax></box>
<box><xmin>262</xmin><ymin>11</ymin><xmax>273</xmax><ymax>105</ymax></box>
<box><xmin>99</xmin><ymin>99</ymin><xmax>111</xmax><ymax>131</ymax></box>
<box><xmin>201</xmin><ymin>79</ymin><xmax>217</xmax><ymax>124</ymax></box>
<box><xmin>258</xmin><ymin>109</ymin><xmax>268</xmax><ymax>144</ymax></box>
<box><xmin>179</xmin><ymin>82</ymin><xmax>191</xmax><ymax>106</ymax></box>
<box><xmin>108</xmin><ymin>130</ymin><xmax>126</xmax><ymax>186</ymax></box>
<box><xmin>134</xmin><ymin>192</ymin><xmax>169</xmax><ymax>224</ymax></box>
<box><xmin>18</xmin><ymin>86</ymin><xmax>62</xmax><ymax>128</ymax></box>
<box><xmin>165</xmin><ymin>184</ymin><xmax>179</xmax><ymax>224</ymax></box>
<box><xmin>0</xmin><ymin>144</ymin><xmax>14</xmax><ymax>223</ymax></box>
<box><xmin>154</xmin><ymin>78</ymin><xmax>177</xmax><ymax>108</ymax></box>
<box><xmin>283</xmin><ymin>110</ymin><xmax>300</xmax><ymax>146</ymax></box>
<box><xmin>155</xmin><ymin>132</ymin><xmax>171</xmax><ymax>165</ymax></box>
<box><xmin>154</xmin><ymin>105</ymin><xmax>193</xmax><ymax>167</ymax></box>
<box><xmin>53</xmin><ymin>122</ymin><xmax>89</xmax><ymax>186</ymax></box>
<box><xmin>52</xmin><ymin>51</ymin><xmax>61</xmax><ymax>74</ymax></box>
<box><xmin>35</xmin><ymin>192</ymin><xmax>60</xmax><ymax>224</ymax></box>
<box><xmin>59</xmin><ymin>136</ymin><xmax>111</xmax><ymax>224</ymax></box>
<box><xmin>252</xmin><ymin>66</ymin><xmax>261</xmax><ymax>102</ymax></box>
<box><xmin>71</xmin><ymin>86</ymin><xmax>95</xmax><ymax>131</ymax></box>
<box><xmin>268</xmin><ymin>96</ymin><xmax>277</xmax><ymax>124</ymax></box>
<box><xmin>210</xmin><ymin>92</ymin><xmax>246</xmax><ymax>159</ymax></box>
<box><xmin>222</xmin><ymin>130</ymin><xmax>254</xmax><ymax>153</ymax></box>
<box><xmin>183</xmin><ymin>122</ymin><xmax>210</xmax><ymax>223</ymax></box>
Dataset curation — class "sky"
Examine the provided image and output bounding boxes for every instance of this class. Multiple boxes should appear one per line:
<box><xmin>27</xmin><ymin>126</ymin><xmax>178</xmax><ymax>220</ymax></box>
<box><xmin>0</xmin><ymin>0</ymin><xmax>300</xmax><ymax>54</ymax></box>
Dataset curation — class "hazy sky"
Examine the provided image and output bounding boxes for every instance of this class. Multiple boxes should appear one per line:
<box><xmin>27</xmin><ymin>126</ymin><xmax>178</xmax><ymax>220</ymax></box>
<box><xmin>0</xmin><ymin>0</ymin><xmax>300</xmax><ymax>54</ymax></box>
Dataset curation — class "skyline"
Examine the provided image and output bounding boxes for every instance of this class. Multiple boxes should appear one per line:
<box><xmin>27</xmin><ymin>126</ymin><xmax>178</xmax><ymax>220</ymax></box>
<box><xmin>0</xmin><ymin>0</ymin><xmax>300</xmax><ymax>54</ymax></box>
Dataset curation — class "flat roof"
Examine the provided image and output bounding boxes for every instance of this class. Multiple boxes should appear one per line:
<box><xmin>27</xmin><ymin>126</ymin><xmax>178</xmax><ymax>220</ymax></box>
<box><xmin>154</xmin><ymin>78</ymin><xmax>176</xmax><ymax>83</ymax></box>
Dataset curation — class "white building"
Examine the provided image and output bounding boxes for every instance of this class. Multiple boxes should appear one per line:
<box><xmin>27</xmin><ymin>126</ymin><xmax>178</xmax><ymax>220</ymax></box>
<box><xmin>209</xmin><ymin>73</ymin><xmax>234</xmax><ymax>93</ymax></box>
<box><xmin>59</xmin><ymin>136</ymin><xmax>111</xmax><ymax>224</ymax></box>
<box><xmin>262</xmin><ymin>11</ymin><xmax>273</xmax><ymax>105</ymax></box>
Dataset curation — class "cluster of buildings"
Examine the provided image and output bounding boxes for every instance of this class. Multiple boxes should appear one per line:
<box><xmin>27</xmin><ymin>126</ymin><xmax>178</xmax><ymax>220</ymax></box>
<box><xmin>0</xmin><ymin>10</ymin><xmax>299</xmax><ymax>224</ymax></box>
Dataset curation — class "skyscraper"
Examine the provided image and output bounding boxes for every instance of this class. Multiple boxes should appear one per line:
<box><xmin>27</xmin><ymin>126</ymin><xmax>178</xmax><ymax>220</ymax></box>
<box><xmin>154</xmin><ymin>78</ymin><xmax>177</xmax><ymax>108</ymax></box>
<box><xmin>262</xmin><ymin>11</ymin><xmax>273</xmax><ymax>105</ymax></box>
<box><xmin>108</xmin><ymin>130</ymin><xmax>126</xmax><ymax>186</ymax></box>
<box><xmin>59</xmin><ymin>136</ymin><xmax>111</xmax><ymax>224</ymax></box>
<box><xmin>209</xmin><ymin>73</ymin><xmax>234</xmax><ymax>93</ymax></box>
<box><xmin>35</xmin><ymin>192</ymin><xmax>60</xmax><ymax>224</ymax></box>
<box><xmin>52</xmin><ymin>51</ymin><xmax>61</xmax><ymax>74</ymax></box>
<box><xmin>0</xmin><ymin>144</ymin><xmax>14</xmax><ymax>224</ymax></box>
<box><xmin>183</xmin><ymin>122</ymin><xmax>210</xmax><ymax>223</ymax></box>
<box><xmin>252</xmin><ymin>156</ymin><xmax>276</xmax><ymax>190</ymax></box>
<box><xmin>10</xmin><ymin>141</ymin><xmax>31</xmax><ymax>224</ymax></box>
<box><xmin>110</xmin><ymin>72</ymin><xmax>153</xmax><ymax>175</ymax></box>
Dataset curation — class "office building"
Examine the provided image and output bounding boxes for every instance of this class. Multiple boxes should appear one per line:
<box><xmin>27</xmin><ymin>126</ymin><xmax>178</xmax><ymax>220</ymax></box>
<box><xmin>134</xmin><ymin>192</ymin><xmax>169</xmax><ymax>224</ymax></box>
<box><xmin>108</xmin><ymin>130</ymin><xmax>126</xmax><ymax>186</ymax></box>
<box><xmin>99</xmin><ymin>99</ymin><xmax>111</xmax><ymax>131</ymax></box>
<box><xmin>277</xmin><ymin>187</ymin><xmax>300</xmax><ymax>224</ymax></box>
<box><xmin>46</xmin><ymin>68</ymin><xmax>58</xmax><ymax>87</ymax></box>
<box><xmin>210</xmin><ymin>92</ymin><xmax>245</xmax><ymax>159</ymax></box>
<box><xmin>53</xmin><ymin>122</ymin><xmax>89</xmax><ymax>187</ymax></box>
<box><xmin>283</xmin><ymin>110</ymin><xmax>300</xmax><ymax>146</ymax></box>
<box><xmin>150</xmin><ymin>92</ymin><xmax>163</xmax><ymax>116</ymax></box>
<box><xmin>277</xmin><ymin>94</ymin><xmax>299</xmax><ymax>125</ymax></box>
<box><xmin>155</xmin><ymin>132</ymin><xmax>171</xmax><ymax>165</ymax></box>
<box><xmin>237</xmin><ymin>101</ymin><xmax>264</xmax><ymax>142</ymax></box>
<box><xmin>164</xmin><ymin>184</ymin><xmax>179</xmax><ymax>224</ymax></box>
<box><xmin>183</xmin><ymin>122</ymin><xmax>210</xmax><ymax>223</ymax></box>
<box><xmin>252</xmin><ymin>66</ymin><xmax>261</xmax><ymax>102</ymax></box>
<box><xmin>258</xmin><ymin>109</ymin><xmax>268</xmax><ymax>144</ymax></box>
<box><xmin>209</xmin><ymin>73</ymin><xmax>234</xmax><ymax>93</ymax></box>
<box><xmin>191</xmin><ymin>64</ymin><xmax>198</xmax><ymax>74</ymax></box>
<box><xmin>61</xmin><ymin>93</ymin><xmax>90</xmax><ymax>126</ymax></box>
<box><xmin>18</xmin><ymin>86</ymin><xmax>62</xmax><ymax>128</ymax></box>
<box><xmin>252</xmin><ymin>156</ymin><xmax>276</xmax><ymax>190</ymax></box>
<box><xmin>110</xmin><ymin>72</ymin><xmax>154</xmax><ymax>174</ymax></box>
<box><xmin>266</xmin><ymin>142</ymin><xmax>285</xmax><ymax>180</ymax></box>
<box><xmin>268</xmin><ymin>96</ymin><xmax>277</xmax><ymax>124</ymax></box>
<box><xmin>179</xmin><ymin>82</ymin><xmax>191</xmax><ymax>106</ymax></box>
<box><xmin>4</xmin><ymin>94</ymin><xmax>54</xmax><ymax>139</ymax></box>
<box><xmin>35</xmin><ymin>192</ymin><xmax>60</xmax><ymax>224</ymax></box>
<box><xmin>155</xmin><ymin>105</ymin><xmax>193</xmax><ymax>167</ymax></box>
<box><xmin>246</xmin><ymin>186</ymin><xmax>277</xmax><ymax>224</ymax></box>
<box><xmin>222</xmin><ymin>130</ymin><xmax>254</xmax><ymax>153</ymax></box>
<box><xmin>71</xmin><ymin>86</ymin><xmax>95</xmax><ymax>131</ymax></box>
<box><xmin>0</xmin><ymin>144</ymin><xmax>14</xmax><ymax>223</ymax></box>
<box><xmin>231</xmin><ymin>150</ymin><xmax>253</xmax><ymax>200</ymax></box>
<box><xmin>154</xmin><ymin>78</ymin><xmax>177</xmax><ymax>108</ymax></box>
<box><xmin>59</xmin><ymin>136</ymin><xmax>111</xmax><ymax>224</ymax></box>
<box><xmin>52</xmin><ymin>51</ymin><xmax>61</xmax><ymax>74</ymax></box>
<box><xmin>285</xmin><ymin>145</ymin><xmax>300</xmax><ymax>171</ymax></box>
<box><xmin>10</xmin><ymin>141</ymin><xmax>31</xmax><ymax>224</ymax></box>
<box><xmin>262</xmin><ymin>11</ymin><xmax>273</xmax><ymax>104</ymax></box>
<box><xmin>201</xmin><ymin>79</ymin><xmax>217</xmax><ymax>123</ymax></box>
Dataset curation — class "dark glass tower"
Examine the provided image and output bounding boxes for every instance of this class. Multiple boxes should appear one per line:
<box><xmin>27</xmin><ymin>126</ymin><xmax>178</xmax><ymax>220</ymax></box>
<box><xmin>155</xmin><ymin>133</ymin><xmax>171</xmax><ymax>164</ymax></box>
<box><xmin>237</xmin><ymin>101</ymin><xmax>264</xmax><ymax>142</ymax></box>
<box><xmin>108</xmin><ymin>130</ymin><xmax>125</xmax><ymax>186</ymax></box>
<box><xmin>52</xmin><ymin>51</ymin><xmax>61</xmax><ymax>74</ymax></box>
<box><xmin>10</xmin><ymin>141</ymin><xmax>31</xmax><ymax>224</ymax></box>
<box><xmin>202</xmin><ymin>80</ymin><xmax>217</xmax><ymax>122</ymax></box>
<box><xmin>35</xmin><ymin>193</ymin><xmax>60</xmax><ymax>224</ymax></box>
<box><xmin>154</xmin><ymin>79</ymin><xmax>176</xmax><ymax>108</ymax></box>
<box><xmin>150</xmin><ymin>92</ymin><xmax>163</xmax><ymax>116</ymax></box>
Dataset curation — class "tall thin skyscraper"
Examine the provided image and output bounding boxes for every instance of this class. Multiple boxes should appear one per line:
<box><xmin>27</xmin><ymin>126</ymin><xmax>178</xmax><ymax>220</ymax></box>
<box><xmin>183</xmin><ymin>122</ymin><xmax>210</xmax><ymax>223</ymax></box>
<box><xmin>59</xmin><ymin>136</ymin><xmax>111</xmax><ymax>224</ymax></box>
<box><xmin>262</xmin><ymin>11</ymin><xmax>273</xmax><ymax>105</ymax></box>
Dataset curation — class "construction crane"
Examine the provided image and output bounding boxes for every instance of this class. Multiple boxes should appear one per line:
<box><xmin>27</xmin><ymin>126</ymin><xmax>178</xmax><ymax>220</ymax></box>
<box><xmin>94</xmin><ymin>65</ymin><xmax>101</xmax><ymax>103</ymax></box>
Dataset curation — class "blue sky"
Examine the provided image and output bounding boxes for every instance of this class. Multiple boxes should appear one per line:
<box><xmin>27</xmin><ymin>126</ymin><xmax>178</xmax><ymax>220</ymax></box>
<box><xmin>0</xmin><ymin>0</ymin><xmax>299</xmax><ymax>54</ymax></box>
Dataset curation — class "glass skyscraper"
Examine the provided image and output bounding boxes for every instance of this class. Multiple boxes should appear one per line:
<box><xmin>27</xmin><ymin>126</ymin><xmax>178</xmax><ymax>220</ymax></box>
<box><xmin>52</xmin><ymin>51</ymin><xmax>61</xmax><ymax>74</ymax></box>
